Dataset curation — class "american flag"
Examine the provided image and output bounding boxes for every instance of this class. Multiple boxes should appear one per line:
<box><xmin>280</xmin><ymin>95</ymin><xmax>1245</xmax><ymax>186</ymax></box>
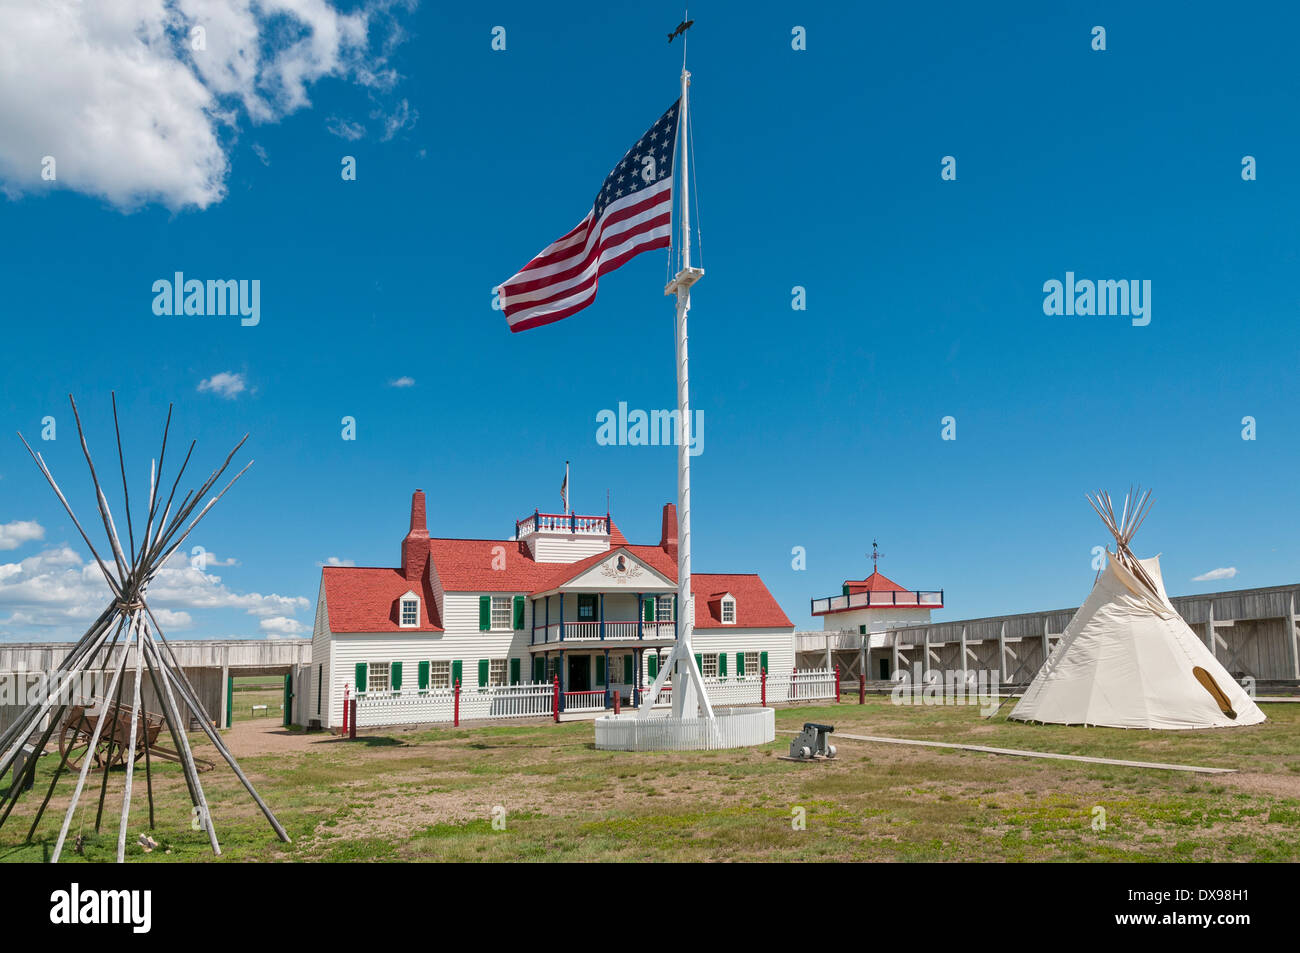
<box><xmin>498</xmin><ymin>100</ymin><xmax>681</xmax><ymax>332</ymax></box>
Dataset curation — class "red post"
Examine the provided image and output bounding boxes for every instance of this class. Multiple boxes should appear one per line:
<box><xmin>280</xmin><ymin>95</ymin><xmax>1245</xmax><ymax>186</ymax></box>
<box><xmin>454</xmin><ymin>679</ymin><xmax>461</xmax><ymax>727</ymax></box>
<box><xmin>760</xmin><ymin>667</ymin><xmax>767</xmax><ymax>707</ymax></box>
<box><xmin>613</xmin><ymin>691</ymin><xmax>621</xmax><ymax>714</ymax></box>
<box><xmin>348</xmin><ymin>699</ymin><xmax>357</xmax><ymax>739</ymax></box>
<box><xmin>859</xmin><ymin>667</ymin><xmax>866</xmax><ymax>705</ymax></box>
<box><xmin>341</xmin><ymin>684</ymin><xmax>350</xmax><ymax>736</ymax></box>
<box><xmin>552</xmin><ymin>675</ymin><xmax>560</xmax><ymax>723</ymax></box>
<box><xmin>835</xmin><ymin>665</ymin><xmax>841</xmax><ymax>703</ymax></box>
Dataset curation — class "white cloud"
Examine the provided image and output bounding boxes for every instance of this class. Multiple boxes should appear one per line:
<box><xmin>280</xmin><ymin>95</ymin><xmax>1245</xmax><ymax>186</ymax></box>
<box><xmin>197</xmin><ymin>371</ymin><xmax>247</xmax><ymax>399</ymax></box>
<box><xmin>320</xmin><ymin>556</ymin><xmax>355</xmax><ymax>567</ymax></box>
<box><xmin>327</xmin><ymin>116</ymin><xmax>366</xmax><ymax>141</ymax></box>
<box><xmin>0</xmin><ymin>545</ymin><xmax>308</xmax><ymax>639</ymax></box>
<box><xmin>0</xmin><ymin>0</ymin><xmax>411</xmax><ymax>211</ymax></box>
<box><xmin>251</xmin><ymin>142</ymin><xmax>270</xmax><ymax>166</ymax></box>
<box><xmin>388</xmin><ymin>376</ymin><xmax>415</xmax><ymax>388</ymax></box>
<box><xmin>260</xmin><ymin>615</ymin><xmax>307</xmax><ymax>636</ymax></box>
<box><xmin>373</xmin><ymin>97</ymin><xmax>417</xmax><ymax>141</ymax></box>
<box><xmin>0</xmin><ymin>520</ymin><xmax>45</xmax><ymax>551</ymax></box>
<box><xmin>1193</xmin><ymin>567</ymin><xmax>1238</xmax><ymax>582</ymax></box>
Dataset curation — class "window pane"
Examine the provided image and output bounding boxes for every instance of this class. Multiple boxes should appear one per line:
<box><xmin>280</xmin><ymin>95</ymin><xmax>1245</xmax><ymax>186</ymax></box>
<box><xmin>491</xmin><ymin>596</ymin><xmax>512</xmax><ymax>629</ymax></box>
<box><xmin>490</xmin><ymin>658</ymin><xmax>507</xmax><ymax>687</ymax></box>
<box><xmin>702</xmin><ymin>654</ymin><xmax>718</xmax><ymax>678</ymax></box>
<box><xmin>368</xmin><ymin>662</ymin><xmax>390</xmax><ymax>694</ymax></box>
<box><xmin>656</xmin><ymin>596</ymin><xmax>673</xmax><ymax>622</ymax></box>
<box><xmin>430</xmin><ymin>661</ymin><xmax>450</xmax><ymax>689</ymax></box>
<box><xmin>401</xmin><ymin>598</ymin><xmax>418</xmax><ymax>626</ymax></box>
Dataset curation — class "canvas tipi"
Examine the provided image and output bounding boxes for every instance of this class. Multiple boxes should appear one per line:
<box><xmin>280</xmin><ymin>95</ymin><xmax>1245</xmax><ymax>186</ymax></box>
<box><xmin>1010</xmin><ymin>489</ymin><xmax>1265</xmax><ymax>730</ymax></box>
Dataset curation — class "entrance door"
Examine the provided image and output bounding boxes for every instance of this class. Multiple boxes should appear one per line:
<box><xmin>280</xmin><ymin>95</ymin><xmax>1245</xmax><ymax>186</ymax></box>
<box><xmin>569</xmin><ymin>655</ymin><xmax>592</xmax><ymax>691</ymax></box>
<box><xmin>879</xmin><ymin>659</ymin><xmax>890</xmax><ymax>680</ymax></box>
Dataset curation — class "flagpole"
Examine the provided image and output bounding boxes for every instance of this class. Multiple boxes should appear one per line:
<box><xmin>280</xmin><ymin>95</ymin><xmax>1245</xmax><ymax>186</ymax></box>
<box><xmin>665</xmin><ymin>61</ymin><xmax>711</xmax><ymax>721</ymax></box>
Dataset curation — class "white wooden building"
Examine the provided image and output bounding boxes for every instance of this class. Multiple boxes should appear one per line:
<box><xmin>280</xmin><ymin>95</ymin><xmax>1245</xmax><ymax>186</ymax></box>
<box><xmin>308</xmin><ymin>491</ymin><xmax>796</xmax><ymax>728</ymax></box>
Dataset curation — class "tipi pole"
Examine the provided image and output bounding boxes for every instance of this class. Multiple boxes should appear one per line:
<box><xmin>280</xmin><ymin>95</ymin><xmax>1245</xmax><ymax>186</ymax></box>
<box><xmin>0</xmin><ymin>703</ymin><xmax>65</xmax><ymax>829</ymax></box>
<box><xmin>115</xmin><ymin>615</ymin><xmax>146</xmax><ymax>862</ymax></box>
<box><xmin>94</xmin><ymin>623</ymin><xmax>136</xmax><ymax>833</ymax></box>
<box><xmin>50</xmin><ymin>623</ymin><xmax>135</xmax><ymax>863</ymax></box>
<box><xmin>140</xmin><ymin>642</ymin><xmax>198</xmax><ymax>809</ymax></box>
<box><xmin>142</xmin><ymin>626</ymin><xmax>291</xmax><ymax>842</ymax></box>
<box><xmin>138</xmin><ymin>632</ymin><xmax>220</xmax><ymax>855</ymax></box>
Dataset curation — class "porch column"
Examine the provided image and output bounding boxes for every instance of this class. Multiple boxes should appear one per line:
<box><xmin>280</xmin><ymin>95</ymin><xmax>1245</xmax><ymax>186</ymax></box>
<box><xmin>673</xmin><ymin>594</ymin><xmax>679</xmax><ymax>638</ymax></box>
<box><xmin>636</xmin><ymin>592</ymin><xmax>643</xmax><ymax>640</ymax></box>
<box><xmin>603</xmin><ymin>648</ymin><xmax>611</xmax><ymax>708</ymax></box>
<box><xmin>559</xmin><ymin>593</ymin><xmax>565</xmax><ymax>642</ymax></box>
<box><xmin>558</xmin><ymin>649</ymin><xmax>566</xmax><ymax>711</ymax></box>
<box><xmin>634</xmin><ymin>648</ymin><xmax>642</xmax><ymax>706</ymax></box>
<box><xmin>545</xmin><ymin>595</ymin><xmax>550</xmax><ymax>643</ymax></box>
<box><xmin>599</xmin><ymin>593</ymin><xmax>605</xmax><ymax>641</ymax></box>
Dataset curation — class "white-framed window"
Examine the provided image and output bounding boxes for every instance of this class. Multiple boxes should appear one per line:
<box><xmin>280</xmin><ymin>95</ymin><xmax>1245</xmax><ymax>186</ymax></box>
<box><xmin>743</xmin><ymin>651</ymin><xmax>760</xmax><ymax>677</ymax></box>
<box><xmin>400</xmin><ymin>594</ymin><xmax>419</xmax><ymax>627</ymax></box>
<box><xmin>701</xmin><ymin>653</ymin><xmax>719</xmax><ymax>678</ymax></box>
<box><xmin>430</xmin><ymin>660</ymin><xmax>451</xmax><ymax>690</ymax></box>
<box><xmin>490</xmin><ymin>658</ymin><xmax>508</xmax><ymax>687</ymax></box>
<box><xmin>368</xmin><ymin>661</ymin><xmax>391</xmax><ymax>695</ymax></box>
<box><xmin>721</xmin><ymin>595</ymin><xmax>736</xmax><ymax>624</ymax></box>
<box><xmin>656</xmin><ymin>595</ymin><xmax>674</xmax><ymax>622</ymax></box>
<box><xmin>490</xmin><ymin>595</ymin><xmax>512</xmax><ymax>630</ymax></box>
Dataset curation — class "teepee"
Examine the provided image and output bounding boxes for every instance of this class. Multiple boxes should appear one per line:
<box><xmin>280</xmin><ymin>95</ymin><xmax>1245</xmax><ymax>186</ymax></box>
<box><xmin>0</xmin><ymin>395</ymin><xmax>290</xmax><ymax>861</ymax></box>
<box><xmin>1010</xmin><ymin>489</ymin><xmax>1265</xmax><ymax>730</ymax></box>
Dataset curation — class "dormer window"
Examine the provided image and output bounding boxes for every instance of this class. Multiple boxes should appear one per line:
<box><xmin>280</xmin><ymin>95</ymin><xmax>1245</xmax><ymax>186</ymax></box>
<box><xmin>721</xmin><ymin>595</ymin><xmax>736</xmax><ymax>624</ymax></box>
<box><xmin>399</xmin><ymin>591</ymin><xmax>420</xmax><ymax>628</ymax></box>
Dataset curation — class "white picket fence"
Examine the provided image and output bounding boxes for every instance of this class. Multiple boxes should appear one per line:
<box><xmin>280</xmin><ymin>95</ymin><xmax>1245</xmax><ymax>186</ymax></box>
<box><xmin>350</xmin><ymin>669</ymin><xmax>838</xmax><ymax>729</ymax></box>
<box><xmin>353</xmin><ymin>681</ymin><xmax>552</xmax><ymax>728</ymax></box>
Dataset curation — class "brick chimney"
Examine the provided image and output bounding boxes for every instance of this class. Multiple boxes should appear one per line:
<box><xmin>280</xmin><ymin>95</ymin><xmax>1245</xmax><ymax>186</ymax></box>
<box><xmin>660</xmin><ymin>502</ymin><xmax>678</xmax><ymax>560</ymax></box>
<box><xmin>401</xmin><ymin>489</ymin><xmax>430</xmax><ymax>582</ymax></box>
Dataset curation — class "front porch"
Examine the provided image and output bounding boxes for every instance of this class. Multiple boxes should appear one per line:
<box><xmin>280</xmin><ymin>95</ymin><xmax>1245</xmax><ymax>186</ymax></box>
<box><xmin>530</xmin><ymin>645</ymin><xmax>672</xmax><ymax>713</ymax></box>
<box><xmin>530</xmin><ymin>590</ymin><xmax>679</xmax><ymax>645</ymax></box>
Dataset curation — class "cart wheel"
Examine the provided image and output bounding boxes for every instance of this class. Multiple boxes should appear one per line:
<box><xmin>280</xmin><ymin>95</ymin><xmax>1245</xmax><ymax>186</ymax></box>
<box><xmin>826</xmin><ymin>744</ymin><xmax>837</xmax><ymax>759</ymax></box>
<box><xmin>58</xmin><ymin>719</ymin><xmax>91</xmax><ymax>770</ymax></box>
<box><xmin>799</xmin><ymin>745</ymin><xmax>811</xmax><ymax>759</ymax></box>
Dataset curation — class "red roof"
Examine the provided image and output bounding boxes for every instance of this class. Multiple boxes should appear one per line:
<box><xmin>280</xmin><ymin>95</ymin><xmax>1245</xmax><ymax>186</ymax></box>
<box><xmin>696</xmin><ymin>574</ymin><xmax>792</xmax><ymax>629</ymax></box>
<box><xmin>844</xmin><ymin>570</ymin><xmax>910</xmax><ymax>594</ymax></box>
<box><xmin>321</xmin><ymin>568</ymin><xmax>444</xmax><ymax>633</ymax></box>
<box><xmin>321</xmin><ymin>495</ymin><xmax>792</xmax><ymax>633</ymax></box>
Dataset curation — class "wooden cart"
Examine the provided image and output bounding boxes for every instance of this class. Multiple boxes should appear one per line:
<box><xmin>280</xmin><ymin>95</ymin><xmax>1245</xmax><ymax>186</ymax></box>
<box><xmin>58</xmin><ymin>703</ymin><xmax>213</xmax><ymax>771</ymax></box>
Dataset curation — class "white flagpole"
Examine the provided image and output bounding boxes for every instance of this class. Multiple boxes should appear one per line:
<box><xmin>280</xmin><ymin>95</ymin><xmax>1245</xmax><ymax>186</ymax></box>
<box><xmin>565</xmin><ymin>460</ymin><xmax>570</xmax><ymax>514</ymax></box>
<box><xmin>662</xmin><ymin>62</ymin><xmax>712</xmax><ymax>721</ymax></box>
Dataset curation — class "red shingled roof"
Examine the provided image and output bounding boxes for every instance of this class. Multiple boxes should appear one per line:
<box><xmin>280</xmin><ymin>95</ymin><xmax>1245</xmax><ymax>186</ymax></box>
<box><xmin>695</xmin><ymin>574</ymin><xmax>792</xmax><ymax>629</ymax></box>
<box><xmin>844</xmin><ymin>570</ymin><xmax>909</xmax><ymax>594</ymax></box>
<box><xmin>321</xmin><ymin>496</ymin><xmax>793</xmax><ymax>633</ymax></box>
<box><xmin>321</xmin><ymin>567</ymin><xmax>443</xmax><ymax>633</ymax></box>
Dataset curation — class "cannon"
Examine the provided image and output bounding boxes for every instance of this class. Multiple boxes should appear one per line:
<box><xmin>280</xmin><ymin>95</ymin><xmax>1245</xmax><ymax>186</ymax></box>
<box><xmin>788</xmin><ymin>722</ymin><xmax>837</xmax><ymax>760</ymax></box>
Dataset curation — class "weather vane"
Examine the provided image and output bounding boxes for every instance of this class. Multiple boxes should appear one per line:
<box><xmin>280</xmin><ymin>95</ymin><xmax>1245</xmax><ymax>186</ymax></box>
<box><xmin>869</xmin><ymin>539</ymin><xmax>884</xmax><ymax>571</ymax></box>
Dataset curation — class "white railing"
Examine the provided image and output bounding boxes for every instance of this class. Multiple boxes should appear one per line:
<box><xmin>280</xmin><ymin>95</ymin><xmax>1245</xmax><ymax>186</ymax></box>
<box><xmin>520</xmin><ymin>512</ymin><xmax>610</xmax><ymax>536</ymax></box>
<box><xmin>563</xmin><ymin>690</ymin><xmax>607</xmax><ymax>712</ymax></box>
<box><xmin>532</xmin><ymin>619</ymin><xmax>677</xmax><ymax>644</ymax></box>
<box><xmin>354</xmin><ymin>682</ymin><xmax>553</xmax><ymax>727</ymax></box>
<box><xmin>811</xmin><ymin>590</ymin><xmax>943</xmax><ymax>615</ymax></box>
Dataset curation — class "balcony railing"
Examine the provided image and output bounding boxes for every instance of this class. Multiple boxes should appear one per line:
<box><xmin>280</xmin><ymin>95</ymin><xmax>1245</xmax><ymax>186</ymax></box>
<box><xmin>810</xmin><ymin>589</ymin><xmax>944</xmax><ymax>615</ymax></box>
<box><xmin>532</xmin><ymin>620</ymin><xmax>676</xmax><ymax>644</ymax></box>
<box><xmin>516</xmin><ymin>510</ymin><xmax>611</xmax><ymax>538</ymax></box>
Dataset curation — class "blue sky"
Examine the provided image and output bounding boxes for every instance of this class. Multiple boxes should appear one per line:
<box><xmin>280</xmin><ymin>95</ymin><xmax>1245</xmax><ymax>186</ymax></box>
<box><xmin>1</xmin><ymin>1</ymin><xmax>1298</xmax><ymax>641</ymax></box>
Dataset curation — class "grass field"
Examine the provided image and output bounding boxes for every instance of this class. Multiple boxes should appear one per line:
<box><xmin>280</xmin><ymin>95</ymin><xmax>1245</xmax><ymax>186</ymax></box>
<box><xmin>2</xmin><ymin>698</ymin><xmax>1298</xmax><ymax>862</ymax></box>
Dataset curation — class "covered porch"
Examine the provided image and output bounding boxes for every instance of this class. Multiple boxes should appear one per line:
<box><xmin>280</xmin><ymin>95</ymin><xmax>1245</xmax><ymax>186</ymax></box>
<box><xmin>530</xmin><ymin>644</ymin><xmax>673</xmax><ymax>713</ymax></box>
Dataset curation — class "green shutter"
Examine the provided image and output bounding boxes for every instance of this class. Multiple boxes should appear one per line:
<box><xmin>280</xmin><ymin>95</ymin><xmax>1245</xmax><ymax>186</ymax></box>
<box><xmin>596</xmin><ymin>655</ymin><xmax>606</xmax><ymax>687</ymax></box>
<box><xmin>451</xmin><ymin>660</ymin><xmax>463</xmax><ymax>688</ymax></box>
<box><xmin>648</xmin><ymin>654</ymin><xmax>658</xmax><ymax>678</ymax></box>
<box><xmin>759</xmin><ymin>651</ymin><xmax>769</xmax><ymax>675</ymax></box>
<box><xmin>510</xmin><ymin>658</ymin><xmax>521</xmax><ymax>685</ymax></box>
<box><xmin>478</xmin><ymin>658</ymin><xmax>489</xmax><ymax>689</ymax></box>
<box><xmin>354</xmin><ymin>662</ymin><xmax>367</xmax><ymax>694</ymax></box>
<box><xmin>623</xmin><ymin>655</ymin><xmax>633</xmax><ymax>683</ymax></box>
<box><xmin>718</xmin><ymin>653</ymin><xmax>727</xmax><ymax>679</ymax></box>
<box><xmin>391</xmin><ymin>661</ymin><xmax>402</xmax><ymax>692</ymax></box>
<box><xmin>479</xmin><ymin>595</ymin><xmax>491</xmax><ymax>630</ymax></box>
<box><xmin>643</xmin><ymin>597</ymin><xmax>654</xmax><ymax>622</ymax></box>
<box><xmin>513</xmin><ymin>595</ymin><xmax>525</xmax><ymax>630</ymax></box>
<box><xmin>735</xmin><ymin>652</ymin><xmax>745</xmax><ymax>676</ymax></box>
<box><xmin>842</xmin><ymin>584</ymin><xmax>850</xmax><ymax>597</ymax></box>
<box><xmin>694</xmin><ymin>653</ymin><xmax>702</xmax><ymax>675</ymax></box>
<box><xmin>418</xmin><ymin>661</ymin><xmax>430</xmax><ymax>691</ymax></box>
<box><xmin>860</xmin><ymin>624</ymin><xmax>867</xmax><ymax>635</ymax></box>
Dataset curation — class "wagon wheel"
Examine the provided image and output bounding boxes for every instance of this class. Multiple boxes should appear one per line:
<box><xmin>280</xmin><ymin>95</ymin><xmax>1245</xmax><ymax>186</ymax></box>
<box><xmin>58</xmin><ymin>715</ymin><xmax>95</xmax><ymax>771</ymax></box>
<box><xmin>92</xmin><ymin>711</ymin><xmax>130</xmax><ymax>769</ymax></box>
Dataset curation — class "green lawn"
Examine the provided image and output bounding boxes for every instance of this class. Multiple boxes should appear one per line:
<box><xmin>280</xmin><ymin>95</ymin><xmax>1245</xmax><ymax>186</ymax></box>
<box><xmin>2</xmin><ymin>698</ymin><xmax>1297</xmax><ymax>862</ymax></box>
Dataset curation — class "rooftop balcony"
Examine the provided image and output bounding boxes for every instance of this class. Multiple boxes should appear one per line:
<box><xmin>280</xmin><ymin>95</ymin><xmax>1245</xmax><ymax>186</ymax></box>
<box><xmin>516</xmin><ymin>510</ymin><xmax>610</xmax><ymax>538</ymax></box>
<box><xmin>810</xmin><ymin>589</ymin><xmax>944</xmax><ymax>615</ymax></box>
